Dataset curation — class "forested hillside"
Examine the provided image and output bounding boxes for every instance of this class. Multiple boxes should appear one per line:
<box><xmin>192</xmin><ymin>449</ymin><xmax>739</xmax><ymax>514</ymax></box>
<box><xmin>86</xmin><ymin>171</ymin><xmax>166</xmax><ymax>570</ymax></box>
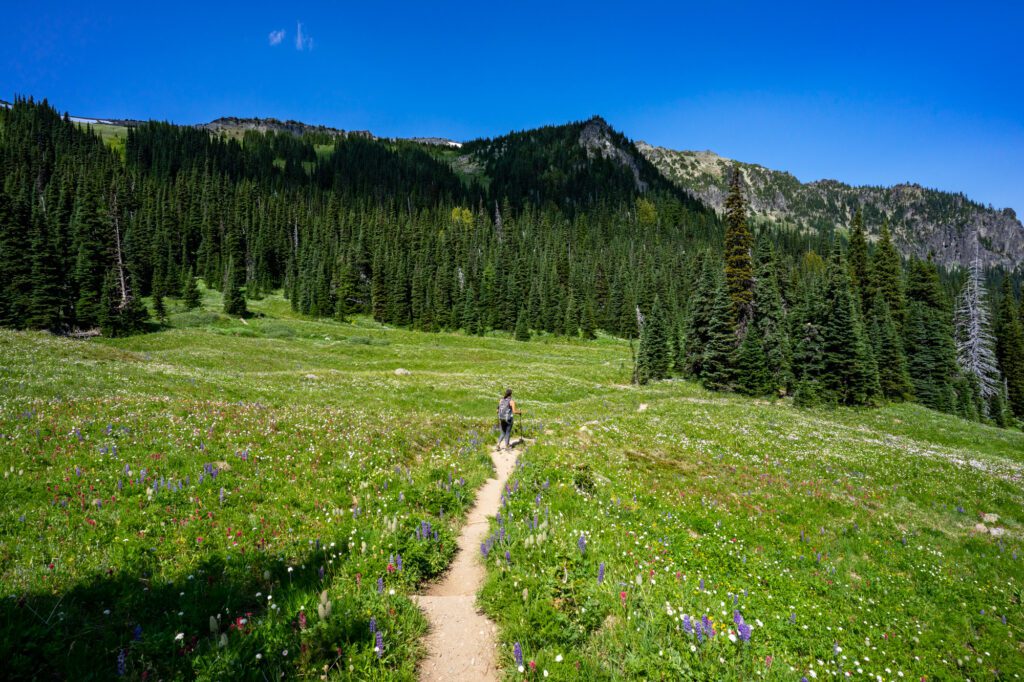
<box><xmin>1</xmin><ymin>98</ymin><xmax>1023</xmax><ymax>425</ymax></box>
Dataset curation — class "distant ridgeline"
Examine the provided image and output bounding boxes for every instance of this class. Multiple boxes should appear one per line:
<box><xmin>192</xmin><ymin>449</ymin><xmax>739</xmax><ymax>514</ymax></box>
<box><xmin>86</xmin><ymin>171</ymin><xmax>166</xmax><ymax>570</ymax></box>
<box><xmin>0</xmin><ymin>98</ymin><xmax>1022</xmax><ymax>424</ymax></box>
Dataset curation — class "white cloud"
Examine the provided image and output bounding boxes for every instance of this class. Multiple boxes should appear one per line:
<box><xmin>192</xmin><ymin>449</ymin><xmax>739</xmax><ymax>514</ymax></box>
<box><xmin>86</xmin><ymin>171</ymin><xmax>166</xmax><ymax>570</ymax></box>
<box><xmin>295</xmin><ymin>21</ymin><xmax>313</xmax><ymax>51</ymax></box>
<box><xmin>268</xmin><ymin>29</ymin><xmax>285</xmax><ymax>46</ymax></box>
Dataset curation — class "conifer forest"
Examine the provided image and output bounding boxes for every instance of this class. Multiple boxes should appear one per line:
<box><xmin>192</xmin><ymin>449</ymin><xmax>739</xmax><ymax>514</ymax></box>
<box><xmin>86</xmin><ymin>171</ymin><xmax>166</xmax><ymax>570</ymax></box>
<box><xmin>3</xmin><ymin>98</ymin><xmax>1021</xmax><ymax>423</ymax></box>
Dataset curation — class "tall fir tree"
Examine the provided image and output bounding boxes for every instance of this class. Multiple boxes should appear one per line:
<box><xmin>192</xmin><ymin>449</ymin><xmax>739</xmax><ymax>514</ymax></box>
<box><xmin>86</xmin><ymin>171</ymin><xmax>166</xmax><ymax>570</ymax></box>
<box><xmin>702</xmin><ymin>269</ymin><xmax>735</xmax><ymax>391</ymax></box>
<box><xmin>819</xmin><ymin>245</ymin><xmax>879</xmax><ymax>405</ymax></box>
<box><xmin>847</xmin><ymin>208</ymin><xmax>870</xmax><ymax>313</ymax></box>
<box><xmin>723</xmin><ymin>167</ymin><xmax>754</xmax><ymax>333</ymax></box>
<box><xmin>636</xmin><ymin>296</ymin><xmax>670</xmax><ymax>384</ymax></box>
<box><xmin>904</xmin><ymin>256</ymin><xmax>960</xmax><ymax>413</ymax></box>
<box><xmin>182</xmin><ymin>267</ymin><xmax>201</xmax><ymax>310</ymax></box>
<box><xmin>994</xmin><ymin>280</ymin><xmax>1024</xmax><ymax>419</ymax></box>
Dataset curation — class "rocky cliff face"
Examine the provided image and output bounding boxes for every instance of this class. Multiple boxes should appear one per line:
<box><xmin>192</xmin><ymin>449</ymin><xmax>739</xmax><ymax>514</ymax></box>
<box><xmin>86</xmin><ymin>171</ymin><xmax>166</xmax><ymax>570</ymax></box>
<box><xmin>638</xmin><ymin>142</ymin><xmax>1024</xmax><ymax>270</ymax></box>
<box><xmin>578</xmin><ymin>117</ymin><xmax>648</xmax><ymax>192</ymax></box>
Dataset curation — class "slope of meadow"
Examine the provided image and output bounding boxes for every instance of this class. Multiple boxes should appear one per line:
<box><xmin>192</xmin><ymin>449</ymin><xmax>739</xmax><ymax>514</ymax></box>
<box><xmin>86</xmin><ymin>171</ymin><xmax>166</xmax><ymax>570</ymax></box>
<box><xmin>1</xmin><ymin>289</ymin><xmax>1022</xmax><ymax>680</ymax></box>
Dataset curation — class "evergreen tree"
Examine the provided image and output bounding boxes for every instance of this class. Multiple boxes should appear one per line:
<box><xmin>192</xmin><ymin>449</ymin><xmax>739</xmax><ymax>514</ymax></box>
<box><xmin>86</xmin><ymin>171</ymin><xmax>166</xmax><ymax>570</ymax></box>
<box><xmin>702</xmin><ymin>270</ymin><xmax>735</xmax><ymax>390</ymax></box>
<box><xmin>867</xmin><ymin>293</ymin><xmax>914</xmax><ymax>401</ymax></box>
<box><xmin>904</xmin><ymin>257</ymin><xmax>959</xmax><ymax>413</ymax></box>
<box><xmin>819</xmin><ymin>245</ymin><xmax>878</xmax><ymax>405</ymax></box>
<box><xmin>222</xmin><ymin>260</ymin><xmax>247</xmax><ymax>316</ymax></box>
<box><xmin>734</xmin><ymin>325</ymin><xmax>771</xmax><ymax>395</ymax></box>
<box><xmin>847</xmin><ymin>208</ymin><xmax>870</xmax><ymax>312</ymax></box>
<box><xmin>995</xmin><ymin>280</ymin><xmax>1024</xmax><ymax>418</ymax></box>
<box><xmin>182</xmin><ymin>267</ymin><xmax>201</xmax><ymax>310</ymax></box>
<box><xmin>514</xmin><ymin>307</ymin><xmax>531</xmax><ymax>341</ymax></box>
<box><xmin>869</xmin><ymin>219</ymin><xmax>904</xmax><ymax>325</ymax></box>
<box><xmin>580</xmin><ymin>298</ymin><xmax>597</xmax><ymax>340</ymax></box>
<box><xmin>99</xmin><ymin>269</ymin><xmax>149</xmax><ymax>337</ymax></box>
<box><xmin>723</xmin><ymin>167</ymin><xmax>754</xmax><ymax>333</ymax></box>
<box><xmin>636</xmin><ymin>296</ymin><xmax>670</xmax><ymax>384</ymax></box>
<box><xmin>682</xmin><ymin>254</ymin><xmax>717</xmax><ymax>377</ymax></box>
<box><xmin>751</xmin><ymin>238</ymin><xmax>792</xmax><ymax>393</ymax></box>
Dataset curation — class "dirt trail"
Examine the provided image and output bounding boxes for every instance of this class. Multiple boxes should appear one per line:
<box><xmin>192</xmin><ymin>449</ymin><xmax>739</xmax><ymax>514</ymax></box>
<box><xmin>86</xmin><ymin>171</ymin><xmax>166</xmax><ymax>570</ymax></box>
<box><xmin>414</xmin><ymin>443</ymin><xmax>519</xmax><ymax>681</ymax></box>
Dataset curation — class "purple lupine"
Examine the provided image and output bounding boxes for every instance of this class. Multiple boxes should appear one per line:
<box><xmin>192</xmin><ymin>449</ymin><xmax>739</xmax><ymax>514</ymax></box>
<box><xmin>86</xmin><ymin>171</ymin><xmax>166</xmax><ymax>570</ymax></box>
<box><xmin>396</xmin><ymin>555</ymin><xmax>403</xmax><ymax>571</ymax></box>
<box><xmin>696</xmin><ymin>621</ymin><xmax>704</xmax><ymax>643</ymax></box>
<box><xmin>319</xmin><ymin>566</ymin><xmax>325</xmax><ymax>580</ymax></box>
<box><xmin>790</xmin><ymin>611</ymin><xmax>796</xmax><ymax>624</ymax></box>
<box><xmin>75</xmin><ymin>466</ymin><xmax>81</xmax><ymax>477</ymax></box>
<box><xmin>738</xmin><ymin>622</ymin><xmax>751</xmax><ymax>642</ymax></box>
<box><xmin>513</xmin><ymin>641</ymin><xmax>523</xmax><ymax>668</ymax></box>
<box><xmin>598</xmin><ymin>562</ymin><xmax>605</xmax><ymax>584</ymax></box>
<box><xmin>375</xmin><ymin>630</ymin><xmax>384</xmax><ymax>658</ymax></box>
<box><xmin>117</xmin><ymin>648</ymin><xmax>126</xmax><ymax>676</ymax></box>
<box><xmin>219</xmin><ymin>487</ymin><xmax>225</xmax><ymax>505</ymax></box>
<box><xmin>504</xmin><ymin>550</ymin><xmax>511</xmax><ymax>564</ymax></box>
<box><xmin>682</xmin><ymin>614</ymin><xmax>692</xmax><ymax>634</ymax></box>
<box><xmin>480</xmin><ymin>543</ymin><xmax>489</xmax><ymax>558</ymax></box>
<box><xmin>733</xmin><ymin>611</ymin><xmax>744</xmax><ymax>626</ymax></box>
<box><xmin>699</xmin><ymin>578</ymin><xmax>705</xmax><ymax>591</ymax></box>
<box><xmin>133</xmin><ymin>624</ymin><xmax>143</xmax><ymax>641</ymax></box>
<box><xmin>369</xmin><ymin>616</ymin><xmax>377</xmax><ymax>634</ymax></box>
<box><xmin>578</xmin><ymin>534</ymin><xmax>587</xmax><ymax>555</ymax></box>
<box><xmin>377</xmin><ymin>577</ymin><xmax>384</xmax><ymax>593</ymax></box>
<box><xmin>702</xmin><ymin>615</ymin><xmax>714</xmax><ymax>637</ymax></box>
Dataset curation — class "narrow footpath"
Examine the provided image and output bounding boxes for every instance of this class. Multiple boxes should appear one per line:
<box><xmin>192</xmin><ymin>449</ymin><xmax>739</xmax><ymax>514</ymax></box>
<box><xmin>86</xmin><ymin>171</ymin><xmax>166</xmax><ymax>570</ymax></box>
<box><xmin>414</xmin><ymin>443</ymin><xmax>519</xmax><ymax>681</ymax></box>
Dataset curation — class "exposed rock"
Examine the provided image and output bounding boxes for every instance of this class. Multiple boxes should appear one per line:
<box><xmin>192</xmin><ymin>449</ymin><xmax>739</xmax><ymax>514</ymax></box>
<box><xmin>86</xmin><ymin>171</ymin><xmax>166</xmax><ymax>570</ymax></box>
<box><xmin>983</xmin><ymin>513</ymin><xmax>1000</xmax><ymax>524</ymax></box>
<box><xmin>990</xmin><ymin>527</ymin><xmax>1007</xmax><ymax>537</ymax></box>
<box><xmin>579</xmin><ymin>117</ymin><xmax>648</xmax><ymax>192</ymax></box>
<box><xmin>637</xmin><ymin>403</ymin><xmax>649</xmax><ymax>412</ymax></box>
<box><xmin>394</xmin><ymin>368</ymin><xmax>411</xmax><ymax>376</ymax></box>
<box><xmin>973</xmin><ymin>523</ymin><xmax>988</xmax><ymax>534</ymax></box>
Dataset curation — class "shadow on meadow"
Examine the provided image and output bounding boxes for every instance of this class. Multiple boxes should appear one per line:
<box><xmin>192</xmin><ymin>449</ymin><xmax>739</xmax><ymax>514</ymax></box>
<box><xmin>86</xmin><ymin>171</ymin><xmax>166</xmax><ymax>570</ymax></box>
<box><xmin>1</xmin><ymin>535</ymin><xmax>435</xmax><ymax>680</ymax></box>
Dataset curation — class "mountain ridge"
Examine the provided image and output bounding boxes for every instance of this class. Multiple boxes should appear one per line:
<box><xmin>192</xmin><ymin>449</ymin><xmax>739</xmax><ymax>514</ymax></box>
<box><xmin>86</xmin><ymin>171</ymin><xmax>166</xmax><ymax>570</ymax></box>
<box><xmin>8</xmin><ymin>95</ymin><xmax>1019</xmax><ymax>269</ymax></box>
<box><xmin>637</xmin><ymin>141</ymin><xmax>1024</xmax><ymax>270</ymax></box>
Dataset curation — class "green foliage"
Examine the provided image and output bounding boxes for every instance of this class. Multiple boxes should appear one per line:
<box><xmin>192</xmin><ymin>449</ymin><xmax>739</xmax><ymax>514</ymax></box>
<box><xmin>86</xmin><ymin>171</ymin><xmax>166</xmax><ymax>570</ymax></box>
<box><xmin>701</xmin><ymin>270</ymin><xmax>735</xmax><ymax>391</ymax></box>
<box><xmin>723</xmin><ymin>168</ymin><xmax>754</xmax><ymax>331</ymax></box>
<box><xmin>636</xmin><ymin>296</ymin><xmax>670</xmax><ymax>384</ymax></box>
<box><xmin>995</xmin><ymin>280</ymin><xmax>1024</xmax><ymax>418</ymax></box>
<box><xmin>182</xmin><ymin>268</ymin><xmax>202</xmax><ymax>310</ymax></box>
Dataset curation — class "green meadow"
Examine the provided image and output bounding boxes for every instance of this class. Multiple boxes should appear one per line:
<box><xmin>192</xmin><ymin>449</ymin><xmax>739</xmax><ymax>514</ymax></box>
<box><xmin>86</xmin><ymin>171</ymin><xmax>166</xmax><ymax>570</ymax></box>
<box><xmin>1</xmin><ymin>288</ymin><xmax>1022</xmax><ymax>680</ymax></box>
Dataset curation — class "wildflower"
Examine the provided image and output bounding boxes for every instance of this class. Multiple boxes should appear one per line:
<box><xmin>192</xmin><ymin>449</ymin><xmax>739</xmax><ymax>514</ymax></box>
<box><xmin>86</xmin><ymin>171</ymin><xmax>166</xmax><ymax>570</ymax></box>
<box><xmin>555</xmin><ymin>654</ymin><xmax>563</xmax><ymax>663</ymax></box>
<box><xmin>369</xmin><ymin>617</ymin><xmax>377</xmax><ymax>635</ymax></box>
<box><xmin>699</xmin><ymin>577</ymin><xmax>705</xmax><ymax>591</ymax></box>
<box><xmin>738</xmin><ymin>622</ymin><xmax>752</xmax><ymax>642</ymax></box>
<box><xmin>133</xmin><ymin>624</ymin><xmax>142</xmax><ymax>641</ymax></box>
<box><xmin>619</xmin><ymin>591</ymin><xmax>627</xmax><ymax>606</ymax></box>
<box><xmin>578</xmin><ymin>534</ymin><xmax>586</xmax><ymax>555</ymax></box>
<box><xmin>683</xmin><ymin>614</ymin><xmax>692</xmax><ymax>634</ymax></box>
<box><xmin>513</xmin><ymin>642</ymin><xmax>524</xmax><ymax>668</ymax></box>
<box><xmin>174</xmin><ymin>632</ymin><xmax>184</xmax><ymax>641</ymax></box>
<box><xmin>505</xmin><ymin>550</ymin><xmax>511</xmax><ymax>564</ymax></box>
<box><xmin>298</xmin><ymin>611</ymin><xmax>307</xmax><ymax>630</ymax></box>
<box><xmin>598</xmin><ymin>562</ymin><xmax>605</xmax><ymax>584</ymax></box>
<box><xmin>117</xmin><ymin>649</ymin><xmax>126</xmax><ymax>676</ymax></box>
<box><xmin>375</xmin><ymin>631</ymin><xmax>384</xmax><ymax>658</ymax></box>
<box><xmin>377</xmin><ymin>577</ymin><xmax>384</xmax><ymax>593</ymax></box>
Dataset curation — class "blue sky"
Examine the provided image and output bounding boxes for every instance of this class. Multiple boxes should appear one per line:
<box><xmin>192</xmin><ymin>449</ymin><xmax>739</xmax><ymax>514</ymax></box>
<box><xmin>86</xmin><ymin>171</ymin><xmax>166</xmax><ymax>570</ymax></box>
<box><xmin>3</xmin><ymin>1</ymin><xmax>1023</xmax><ymax>214</ymax></box>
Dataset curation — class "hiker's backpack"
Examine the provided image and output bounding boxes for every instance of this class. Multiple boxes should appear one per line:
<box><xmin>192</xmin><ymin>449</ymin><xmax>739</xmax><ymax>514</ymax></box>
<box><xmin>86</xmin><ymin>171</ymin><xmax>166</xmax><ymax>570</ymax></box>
<box><xmin>498</xmin><ymin>397</ymin><xmax>513</xmax><ymax>421</ymax></box>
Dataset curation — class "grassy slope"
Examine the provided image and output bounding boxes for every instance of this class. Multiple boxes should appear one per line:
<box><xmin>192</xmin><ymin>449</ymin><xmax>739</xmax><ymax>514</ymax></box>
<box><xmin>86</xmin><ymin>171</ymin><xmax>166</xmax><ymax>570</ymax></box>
<box><xmin>1</xmin><ymin>290</ymin><xmax>1022</xmax><ymax>680</ymax></box>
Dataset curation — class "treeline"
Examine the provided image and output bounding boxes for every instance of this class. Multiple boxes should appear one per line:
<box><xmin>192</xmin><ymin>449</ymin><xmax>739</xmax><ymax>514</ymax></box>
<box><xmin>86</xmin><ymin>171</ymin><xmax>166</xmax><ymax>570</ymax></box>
<box><xmin>0</xmin><ymin>98</ymin><xmax>1022</xmax><ymax>424</ymax></box>
<box><xmin>635</xmin><ymin>172</ymin><xmax>1024</xmax><ymax>425</ymax></box>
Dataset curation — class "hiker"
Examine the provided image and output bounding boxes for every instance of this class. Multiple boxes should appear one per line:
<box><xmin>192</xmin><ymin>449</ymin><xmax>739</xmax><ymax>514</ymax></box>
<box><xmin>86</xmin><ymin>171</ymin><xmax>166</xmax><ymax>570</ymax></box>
<box><xmin>497</xmin><ymin>388</ymin><xmax>520</xmax><ymax>450</ymax></box>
